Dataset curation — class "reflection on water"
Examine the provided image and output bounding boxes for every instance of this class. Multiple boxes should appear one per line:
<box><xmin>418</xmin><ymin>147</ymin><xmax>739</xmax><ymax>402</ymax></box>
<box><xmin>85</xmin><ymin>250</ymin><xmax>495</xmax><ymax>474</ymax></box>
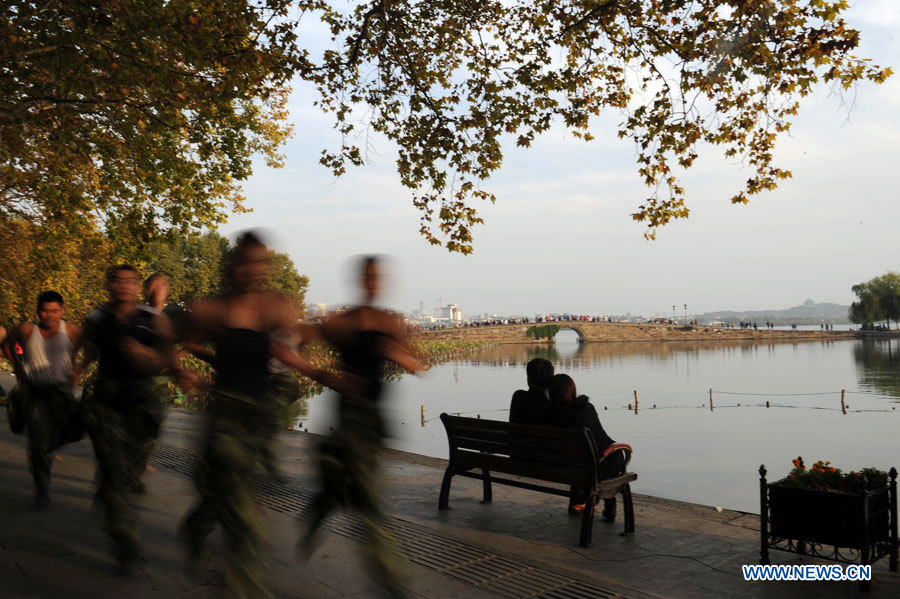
<box><xmin>292</xmin><ymin>338</ymin><xmax>900</xmax><ymax>513</ymax></box>
<box><xmin>853</xmin><ymin>339</ymin><xmax>900</xmax><ymax>401</ymax></box>
<box><xmin>456</xmin><ymin>338</ymin><xmax>860</xmax><ymax>380</ymax></box>
<box><xmin>281</xmin><ymin>398</ymin><xmax>309</xmax><ymax>429</ymax></box>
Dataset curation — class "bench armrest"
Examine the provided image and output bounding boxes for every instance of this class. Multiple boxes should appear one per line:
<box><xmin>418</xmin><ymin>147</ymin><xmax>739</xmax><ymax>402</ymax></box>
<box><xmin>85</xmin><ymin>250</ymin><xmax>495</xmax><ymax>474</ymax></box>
<box><xmin>602</xmin><ymin>442</ymin><xmax>633</xmax><ymax>457</ymax></box>
<box><xmin>599</xmin><ymin>443</ymin><xmax>633</xmax><ymax>474</ymax></box>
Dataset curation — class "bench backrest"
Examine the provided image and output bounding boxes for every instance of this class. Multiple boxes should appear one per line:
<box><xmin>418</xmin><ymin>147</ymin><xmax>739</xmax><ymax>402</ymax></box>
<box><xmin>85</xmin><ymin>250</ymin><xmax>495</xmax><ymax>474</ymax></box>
<box><xmin>440</xmin><ymin>413</ymin><xmax>600</xmax><ymax>488</ymax></box>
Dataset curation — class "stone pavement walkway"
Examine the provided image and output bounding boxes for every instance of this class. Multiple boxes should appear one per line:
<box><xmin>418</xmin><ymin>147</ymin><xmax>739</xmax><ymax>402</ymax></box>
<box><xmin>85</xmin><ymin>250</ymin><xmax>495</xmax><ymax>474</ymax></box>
<box><xmin>1</xmin><ymin>405</ymin><xmax>898</xmax><ymax>598</ymax></box>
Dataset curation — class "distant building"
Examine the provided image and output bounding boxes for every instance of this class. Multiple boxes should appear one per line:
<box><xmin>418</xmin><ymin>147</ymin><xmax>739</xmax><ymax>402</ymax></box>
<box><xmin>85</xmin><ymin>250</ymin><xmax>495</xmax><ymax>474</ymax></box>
<box><xmin>308</xmin><ymin>302</ymin><xmax>327</xmax><ymax>318</ymax></box>
<box><xmin>436</xmin><ymin>304</ymin><xmax>463</xmax><ymax>322</ymax></box>
<box><xmin>328</xmin><ymin>304</ymin><xmax>353</xmax><ymax>315</ymax></box>
<box><xmin>412</xmin><ymin>300</ymin><xmax>429</xmax><ymax>318</ymax></box>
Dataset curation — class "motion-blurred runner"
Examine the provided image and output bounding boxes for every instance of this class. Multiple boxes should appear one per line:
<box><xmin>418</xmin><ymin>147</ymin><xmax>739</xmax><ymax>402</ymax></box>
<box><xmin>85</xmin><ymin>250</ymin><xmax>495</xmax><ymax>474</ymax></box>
<box><xmin>72</xmin><ymin>265</ymin><xmax>175</xmax><ymax>574</ymax></box>
<box><xmin>177</xmin><ymin>231</ymin><xmax>347</xmax><ymax>599</ymax></box>
<box><xmin>277</xmin><ymin>256</ymin><xmax>422</xmax><ymax>596</ymax></box>
<box><xmin>3</xmin><ymin>291</ymin><xmax>83</xmax><ymax>507</ymax></box>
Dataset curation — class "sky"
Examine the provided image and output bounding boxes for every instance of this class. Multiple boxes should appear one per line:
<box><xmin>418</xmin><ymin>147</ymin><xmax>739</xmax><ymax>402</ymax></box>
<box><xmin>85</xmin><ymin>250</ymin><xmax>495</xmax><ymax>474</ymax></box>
<box><xmin>223</xmin><ymin>3</ymin><xmax>900</xmax><ymax>319</ymax></box>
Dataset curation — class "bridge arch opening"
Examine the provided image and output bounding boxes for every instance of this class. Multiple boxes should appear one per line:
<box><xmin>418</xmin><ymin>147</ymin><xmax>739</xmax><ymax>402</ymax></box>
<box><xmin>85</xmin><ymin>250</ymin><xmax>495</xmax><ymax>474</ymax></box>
<box><xmin>554</xmin><ymin>326</ymin><xmax>586</xmax><ymax>344</ymax></box>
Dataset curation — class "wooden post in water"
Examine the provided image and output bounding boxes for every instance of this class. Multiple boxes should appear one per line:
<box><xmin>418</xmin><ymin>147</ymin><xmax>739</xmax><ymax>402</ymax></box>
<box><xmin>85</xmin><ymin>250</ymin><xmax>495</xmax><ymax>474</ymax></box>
<box><xmin>841</xmin><ymin>390</ymin><xmax>847</xmax><ymax>415</ymax></box>
<box><xmin>709</xmin><ymin>388</ymin><xmax>714</xmax><ymax>412</ymax></box>
<box><xmin>634</xmin><ymin>390</ymin><xmax>639</xmax><ymax>414</ymax></box>
<box><xmin>421</xmin><ymin>405</ymin><xmax>426</xmax><ymax>427</ymax></box>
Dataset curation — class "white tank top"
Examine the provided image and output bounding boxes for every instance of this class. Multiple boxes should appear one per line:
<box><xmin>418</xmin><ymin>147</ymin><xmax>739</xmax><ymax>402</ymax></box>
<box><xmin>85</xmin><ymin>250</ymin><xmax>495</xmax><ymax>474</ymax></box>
<box><xmin>22</xmin><ymin>321</ymin><xmax>73</xmax><ymax>387</ymax></box>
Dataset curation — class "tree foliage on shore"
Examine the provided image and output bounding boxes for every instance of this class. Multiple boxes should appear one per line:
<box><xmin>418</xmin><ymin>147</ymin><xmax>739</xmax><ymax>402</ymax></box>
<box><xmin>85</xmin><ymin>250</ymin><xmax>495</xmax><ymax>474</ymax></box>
<box><xmin>146</xmin><ymin>231</ymin><xmax>231</xmax><ymax>304</ymax></box>
<box><xmin>849</xmin><ymin>273</ymin><xmax>900</xmax><ymax>329</ymax></box>
<box><xmin>0</xmin><ymin>219</ymin><xmax>112</xmax><ymax>325</ymax></box>
<box><xmin>299</xmin><ymin>0</ymin><xmax>891</xmax><ymax>252</ymax></box>
<box><xmin>169</xmin><ymin>338</ymin><xmax>486</xmax><ymax>413</ymax></box>
<box><xmin>147</xmin><ymin>231</ymin><xmax>310</xmax><ymax>314</ymax></box>
<box><xmin>0</xmin><ymin>229</ymin><xmax>309</xmax><ymax>326</ymax></box>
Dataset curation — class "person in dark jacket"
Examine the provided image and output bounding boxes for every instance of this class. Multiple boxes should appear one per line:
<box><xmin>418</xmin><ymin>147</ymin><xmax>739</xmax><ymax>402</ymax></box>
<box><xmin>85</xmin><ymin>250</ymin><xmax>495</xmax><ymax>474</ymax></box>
<box><xmin>509</xmin><ymin>358</ymin><xmax>554</xmax><ymax>424</ymax></box>
<box><xmin>72</xmin><ymin>265</ymin><xmax>175</xmax><ymax>574</ymax></box>
<box><xmin>548</xmin><ymin>374</ymin><xmax>624</xmax><ymax>521</ymax></box>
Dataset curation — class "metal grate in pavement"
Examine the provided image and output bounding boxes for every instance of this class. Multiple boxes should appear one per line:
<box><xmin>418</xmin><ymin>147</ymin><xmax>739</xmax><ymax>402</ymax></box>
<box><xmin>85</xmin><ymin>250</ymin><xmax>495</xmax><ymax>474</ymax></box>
<box><xmin>151</xmin><ymin>441</ymin><xmax>633</xmax><ymax>599</ymax></box>
<box><xmin>150</xmin><ymin>442</ymin><xmax>200</xmax><ymax>477</ymax></box>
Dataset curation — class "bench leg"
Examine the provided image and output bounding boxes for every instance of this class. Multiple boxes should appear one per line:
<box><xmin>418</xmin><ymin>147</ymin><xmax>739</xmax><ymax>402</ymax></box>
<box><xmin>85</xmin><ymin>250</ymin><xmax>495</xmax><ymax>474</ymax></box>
<box><xmin>579</xmin><ymin>494</ymin><xmax>597</xmax><ymax>548</ymax></box>
<box><xmin>621</xmin><ymin>483</ymin><xmax>635</xmax><ymax>536</ymax></box>
<box><xmin>438</xmin><ymin>467</ymin><xmax>454</xmax><ymax>510</ymax></box>
<box><xmin>480</xmin><ymin>468</ymin><xmax>492</xmax><ymax>504</ymax></box>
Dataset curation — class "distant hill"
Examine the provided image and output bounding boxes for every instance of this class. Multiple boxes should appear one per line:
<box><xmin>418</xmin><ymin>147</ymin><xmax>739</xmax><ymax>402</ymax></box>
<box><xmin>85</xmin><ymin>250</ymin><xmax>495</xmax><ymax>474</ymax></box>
<box><xmin>697</xmin><ymin>299</ymin><xmax>850</xmax><ymax>325</ymax></box>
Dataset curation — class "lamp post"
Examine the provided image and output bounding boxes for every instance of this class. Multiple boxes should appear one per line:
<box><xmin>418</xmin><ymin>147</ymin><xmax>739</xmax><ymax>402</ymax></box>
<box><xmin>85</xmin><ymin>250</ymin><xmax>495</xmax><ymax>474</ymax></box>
<box><xmin>684</xmin><ymin>304</ymin><xmax>688</xmax><ymax>326</ymax></box>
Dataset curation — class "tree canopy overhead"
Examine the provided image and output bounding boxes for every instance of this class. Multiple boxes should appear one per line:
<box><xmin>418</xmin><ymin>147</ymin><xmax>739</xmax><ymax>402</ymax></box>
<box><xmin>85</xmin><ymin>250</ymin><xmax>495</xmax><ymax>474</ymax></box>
<box><xmin>2</xmin><ymin>0</ymin><xmax>297</xmax><ymax>242</ymax></box>
<box><xmin>1</xmin><ymin>1</ymin><xmax>892</xmax><ymax>256</ymax></box>
<box><xmin>299</xmin><ymin>0</ymin><xmax>891</xmax><ymax>252</ymax></box>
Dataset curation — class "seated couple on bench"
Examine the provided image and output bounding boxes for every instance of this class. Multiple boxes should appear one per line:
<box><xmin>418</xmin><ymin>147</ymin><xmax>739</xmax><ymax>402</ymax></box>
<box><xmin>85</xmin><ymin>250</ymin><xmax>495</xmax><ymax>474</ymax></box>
<box><xmin>510</xmin><ymin>358</ymin><xmax>629</xmax><ymax>521</ymax></box>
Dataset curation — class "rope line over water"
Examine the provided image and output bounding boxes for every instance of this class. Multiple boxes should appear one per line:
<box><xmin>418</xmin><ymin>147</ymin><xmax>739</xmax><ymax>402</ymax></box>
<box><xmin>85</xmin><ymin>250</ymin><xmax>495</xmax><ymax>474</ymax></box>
<box><xmin>417</xmin><ymin>387</ymin><xmax>899</xmax><ymax>425</ymax></box>
<box><xmin>713</xmin><ymin>390</ymin><xmax>840</xmax><ymax>397</ymax></box>
<box><xmin>419</xmin><ymin>403</ymin><xmax>900</xmax><ymax>424</ymax></box>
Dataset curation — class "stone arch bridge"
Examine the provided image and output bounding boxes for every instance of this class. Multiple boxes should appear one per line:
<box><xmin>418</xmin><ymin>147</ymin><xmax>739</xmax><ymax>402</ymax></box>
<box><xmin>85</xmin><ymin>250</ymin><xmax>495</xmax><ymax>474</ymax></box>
<box><xmin>413</xmin><ymin>322</ymin><xmax>856</xmax><ymax>344</ymax></box>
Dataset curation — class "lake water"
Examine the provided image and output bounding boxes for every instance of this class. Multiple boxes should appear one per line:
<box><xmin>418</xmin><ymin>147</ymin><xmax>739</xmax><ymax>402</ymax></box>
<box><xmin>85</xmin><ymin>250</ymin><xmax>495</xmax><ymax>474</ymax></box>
<box><xmin>295</xmin><ymin>333</ymin><xmax>900</xmax><ymax>513</ymax></box>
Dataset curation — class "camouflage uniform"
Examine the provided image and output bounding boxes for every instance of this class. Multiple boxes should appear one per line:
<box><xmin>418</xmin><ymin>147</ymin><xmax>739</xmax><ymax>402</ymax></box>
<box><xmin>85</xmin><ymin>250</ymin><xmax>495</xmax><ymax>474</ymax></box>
<box><xmin>303</xmin><ymin>393</ymin><xmax>401</xmax><ymax>592</ymax></box>
<box><xmin>132</xmin><ymin>375</ymin><xmax>169</xmax><ymax>487</ymax></box>
<box><xmin>82</xmin><ymin>376</ymin><xmax>164</xmax><ymax>561</ymax></box>
<box><xmin>14</xmin><ymin>384</ymin><xmax>80</xmax><ymax>498</ymax></box>
<box><xmin>11</xmin><ymin>319</ymin><xmax>82</xmax><ymax>501</ymax></box>
<box><xmin>181</xmin><ymin>384</ymin><xmax>278</xmax><ymax>599</ymax></box>
<box><xmin>299</xmin><ymin>327</ymin><xmax>404</xmax><ymax>592</ymax></box>
<box><xmin>82</xmin><ymin>304</ymin><xmax>168</xmax><ymax>565</ymax></box>
<box><xmin>259</xmin><ymin>371</ymin><xmax>298</xmax><ymax>477</ymax></box>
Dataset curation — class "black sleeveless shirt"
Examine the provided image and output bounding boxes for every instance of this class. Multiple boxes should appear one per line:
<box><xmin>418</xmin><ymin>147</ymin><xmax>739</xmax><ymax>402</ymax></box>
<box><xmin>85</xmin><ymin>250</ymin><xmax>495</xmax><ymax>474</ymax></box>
<box><xmin>87</xmin><ymin>304</ymin><xmax>162</xmax><ymax>381</ymax></box>
<box><xmin>335</xmin><ymin>330</ymin><xmax>387</xmax><ymax>400</ymax></box>
<box><xmin>214</xmin><ymin>328</ymin><xmax>270</xmax><ymax>396</ymax></box>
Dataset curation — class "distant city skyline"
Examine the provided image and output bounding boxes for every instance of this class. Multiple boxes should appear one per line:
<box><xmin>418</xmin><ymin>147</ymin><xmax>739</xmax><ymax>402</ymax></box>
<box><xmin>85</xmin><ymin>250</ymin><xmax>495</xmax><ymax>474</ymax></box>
<box><xmin>224</xmin><ymin>4</ymin><xmax>900</xmax><ymax>319</ymax></box>
<box><xmin>305</xmin><ymin>297</ymin><xmax>851</xmax><ymax>322</ymax></box>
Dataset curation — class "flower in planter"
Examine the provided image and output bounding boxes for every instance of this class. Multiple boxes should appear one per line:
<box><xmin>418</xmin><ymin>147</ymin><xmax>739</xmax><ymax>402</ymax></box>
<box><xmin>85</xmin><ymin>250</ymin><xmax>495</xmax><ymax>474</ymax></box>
<box><xmin>779</xmin><ymin>457</ymin><xmax>888</xmax><ymax>492</ymax></box>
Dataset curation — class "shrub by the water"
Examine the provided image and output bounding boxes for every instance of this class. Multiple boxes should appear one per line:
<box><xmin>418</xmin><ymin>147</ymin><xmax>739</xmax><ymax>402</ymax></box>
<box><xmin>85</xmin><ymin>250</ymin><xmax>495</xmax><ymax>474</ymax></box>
<box><xmin>1</xmin><ymin>337</ymin><xmax>486</xmax><ymax>420</ymax></box>
<box><xmin>526</xmin><ymin>324</ymin><xmax>560</xmax><ymax>341</ymax></box>
<box><xmin>166</xmin><ymin>338</ymin><xmax>489</xmax><ymax>412</ymax></box>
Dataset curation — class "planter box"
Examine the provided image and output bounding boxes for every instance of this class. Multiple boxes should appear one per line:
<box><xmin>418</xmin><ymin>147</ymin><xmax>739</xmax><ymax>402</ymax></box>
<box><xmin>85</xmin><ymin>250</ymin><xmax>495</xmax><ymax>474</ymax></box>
<box><xmin>759</xmin><ymin>465</ymin><xmax>899</xmax><ymax>584</ymax></box>
<box><xmin>769</xmin><ymin>483</ymin><xmax>890</xmax><ymax>549</ymax></box>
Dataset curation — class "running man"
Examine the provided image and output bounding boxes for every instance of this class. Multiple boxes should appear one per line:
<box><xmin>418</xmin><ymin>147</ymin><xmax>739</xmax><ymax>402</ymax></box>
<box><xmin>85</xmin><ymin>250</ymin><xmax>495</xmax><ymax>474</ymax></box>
<box><xmin>3</xmin><ymin>291</ymin><xmax>82</xmax><ymax>507</ymax></box>
<box><xmin>274</xmin><ymin>256</ymin><xmax>422</xmax><ymax>595</ymax></box>
<box><xmin>177</xmin><ymin>231</ymin><xmax>349</xmax><ymax>599</ymax></box>
<box><xmin>72</xmin><ymin>265</ymin><xmax>176</xmax><ymax>573</ymax></box>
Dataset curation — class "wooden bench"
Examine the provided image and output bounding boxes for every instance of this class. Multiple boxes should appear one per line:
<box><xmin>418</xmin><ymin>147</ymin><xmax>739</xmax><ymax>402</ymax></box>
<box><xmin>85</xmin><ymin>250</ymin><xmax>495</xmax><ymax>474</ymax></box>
<box><xmin>438</xmin><ymin>413</ymin><xmax>637</xmax><ymax>547</ymax></box>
